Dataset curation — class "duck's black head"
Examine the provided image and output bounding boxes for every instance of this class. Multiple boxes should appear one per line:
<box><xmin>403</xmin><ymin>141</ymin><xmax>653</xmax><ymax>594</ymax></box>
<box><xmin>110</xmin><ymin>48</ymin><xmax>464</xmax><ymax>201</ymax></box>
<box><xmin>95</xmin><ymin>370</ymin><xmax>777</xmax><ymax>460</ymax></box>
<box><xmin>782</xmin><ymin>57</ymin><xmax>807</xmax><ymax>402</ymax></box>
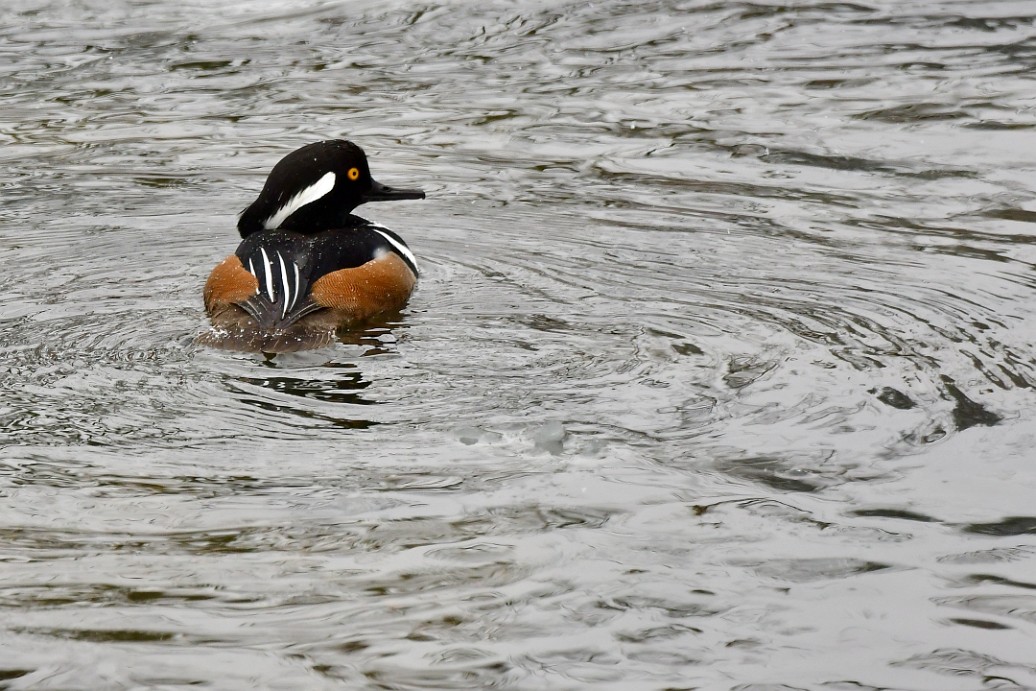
<box><xmin>237</xmin><ymin>139</ymin><xmax>425</xmax><ymax>238</ymax></box>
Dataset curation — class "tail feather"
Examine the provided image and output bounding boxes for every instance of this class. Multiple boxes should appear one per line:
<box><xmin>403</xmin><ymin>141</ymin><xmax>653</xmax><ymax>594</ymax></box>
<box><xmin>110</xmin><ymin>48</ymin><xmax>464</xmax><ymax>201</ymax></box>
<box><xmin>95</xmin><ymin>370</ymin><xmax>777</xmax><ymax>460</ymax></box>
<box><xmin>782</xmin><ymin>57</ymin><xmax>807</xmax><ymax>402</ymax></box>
<box><xmin>238</xmin><ymin>293</ymin><xmax>323</xmax><ymax>331</ymax></box>
<box><xmin>197</xmin><ymin>321</ymin><xmax>337</xmax><ymax>353</ymax></box>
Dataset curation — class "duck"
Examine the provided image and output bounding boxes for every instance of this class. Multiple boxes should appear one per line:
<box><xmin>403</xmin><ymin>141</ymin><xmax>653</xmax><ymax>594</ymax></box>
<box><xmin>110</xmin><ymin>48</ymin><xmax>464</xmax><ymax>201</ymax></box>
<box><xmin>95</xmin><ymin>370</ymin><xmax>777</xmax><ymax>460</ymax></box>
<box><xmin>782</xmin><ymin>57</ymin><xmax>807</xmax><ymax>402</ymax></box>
<box><xmin>200</xmin><ymin>139</ymin><xmax>425</xmax><ymax>352</ymax></box>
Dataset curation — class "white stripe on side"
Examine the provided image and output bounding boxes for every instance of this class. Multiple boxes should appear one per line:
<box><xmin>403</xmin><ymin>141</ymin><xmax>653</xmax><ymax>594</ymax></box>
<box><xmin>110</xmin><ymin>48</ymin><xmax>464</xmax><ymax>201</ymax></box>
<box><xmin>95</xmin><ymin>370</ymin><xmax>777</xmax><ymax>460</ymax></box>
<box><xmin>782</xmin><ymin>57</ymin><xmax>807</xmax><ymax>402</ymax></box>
<box><xmin>370</xmin><ymin>226</ymin><xmax>418</xmax><ymax>272</ymax></box>
<box><xmin>263</xmin><ymin>171</ymin><xmax>336</xmax><ymax>230</ymax></box>
<box><xmin>259</xmin><ymin>247</ymin><xmax>275</xmax><ymax>302</ymax></box>
<box><xmin>292</xmin><ymin>261</ymin><xmax>301</xmax><ymax>310</ymax></box>
<box><xmin>276</xmin><ymin>251</ymin><xmax>291</xmax><ymax>318</ymax></box>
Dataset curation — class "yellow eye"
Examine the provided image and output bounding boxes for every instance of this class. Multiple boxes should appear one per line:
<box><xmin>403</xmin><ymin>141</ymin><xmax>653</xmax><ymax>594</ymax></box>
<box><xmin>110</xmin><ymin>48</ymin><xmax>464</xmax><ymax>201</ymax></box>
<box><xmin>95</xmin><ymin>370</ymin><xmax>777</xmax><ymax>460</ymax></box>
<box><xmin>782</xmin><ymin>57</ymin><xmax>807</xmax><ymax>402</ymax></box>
<box><xmin>347</xmin><ymin>167</ymin><xmax>360</xmax><ymax>181</ymax></box>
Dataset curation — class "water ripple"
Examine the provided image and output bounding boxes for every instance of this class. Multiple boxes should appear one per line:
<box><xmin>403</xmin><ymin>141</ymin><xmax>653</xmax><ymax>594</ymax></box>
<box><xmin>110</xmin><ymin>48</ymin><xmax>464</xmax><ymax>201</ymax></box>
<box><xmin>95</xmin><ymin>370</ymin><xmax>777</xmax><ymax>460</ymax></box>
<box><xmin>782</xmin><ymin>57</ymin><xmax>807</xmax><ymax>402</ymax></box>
<box><xmin>3</xmin><ymin>0</ymin><xmax>1036</xmax><ymax>688</ymax></box>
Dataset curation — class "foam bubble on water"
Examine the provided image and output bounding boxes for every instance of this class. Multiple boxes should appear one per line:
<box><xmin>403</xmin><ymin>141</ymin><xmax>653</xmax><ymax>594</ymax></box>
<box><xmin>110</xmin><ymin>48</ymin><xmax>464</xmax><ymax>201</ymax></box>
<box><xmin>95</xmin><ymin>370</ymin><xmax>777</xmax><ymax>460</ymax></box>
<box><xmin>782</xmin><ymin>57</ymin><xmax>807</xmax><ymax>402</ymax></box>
<box><xmin>531</xmin><ymin>420</ymin><xmax>566</xmax><ymax>455</ymax></box>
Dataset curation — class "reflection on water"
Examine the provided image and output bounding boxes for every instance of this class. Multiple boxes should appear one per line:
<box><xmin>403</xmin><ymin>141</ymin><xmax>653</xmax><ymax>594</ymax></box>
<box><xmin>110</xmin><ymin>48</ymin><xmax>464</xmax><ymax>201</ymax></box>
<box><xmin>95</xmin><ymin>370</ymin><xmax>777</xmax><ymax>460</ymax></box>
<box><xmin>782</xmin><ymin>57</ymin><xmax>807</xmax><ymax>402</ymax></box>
<box><xmin>3</xmin><ymin>0</ymin><xmax>1036</xmax><ymax>687</ymax></box>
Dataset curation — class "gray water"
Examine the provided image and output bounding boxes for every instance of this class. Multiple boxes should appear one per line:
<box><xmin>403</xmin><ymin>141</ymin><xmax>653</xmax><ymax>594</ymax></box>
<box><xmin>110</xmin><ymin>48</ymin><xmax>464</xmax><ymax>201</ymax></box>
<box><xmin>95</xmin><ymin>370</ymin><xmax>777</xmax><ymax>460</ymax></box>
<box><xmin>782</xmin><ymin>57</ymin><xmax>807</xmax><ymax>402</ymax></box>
<box><xmin>3</xmin><ymin>0</ymin><xmax>1036</xmax><ymax>688</ymax></box>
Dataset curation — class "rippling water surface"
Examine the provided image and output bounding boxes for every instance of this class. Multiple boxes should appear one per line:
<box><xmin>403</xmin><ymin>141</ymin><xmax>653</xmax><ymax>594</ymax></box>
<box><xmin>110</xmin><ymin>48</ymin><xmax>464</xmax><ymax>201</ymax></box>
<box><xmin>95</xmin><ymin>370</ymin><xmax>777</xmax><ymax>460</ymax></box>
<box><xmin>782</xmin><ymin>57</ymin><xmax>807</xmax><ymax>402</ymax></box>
<box><xmin>3</xmin><ymin>0</ymin><xmax>1036</xmax><ymax>688</ymax></box>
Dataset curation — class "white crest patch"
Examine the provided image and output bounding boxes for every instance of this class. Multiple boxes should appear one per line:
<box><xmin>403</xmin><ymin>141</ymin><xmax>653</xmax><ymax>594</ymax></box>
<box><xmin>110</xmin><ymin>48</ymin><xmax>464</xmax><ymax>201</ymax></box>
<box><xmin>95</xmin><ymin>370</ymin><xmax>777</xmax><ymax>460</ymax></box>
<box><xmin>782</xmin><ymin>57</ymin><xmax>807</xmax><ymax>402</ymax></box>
<box><xmin>263</xmin><ymin>171</ymin><xmax>336</xmax><ymax>230</ymax></box>
<box><xmin>371</xmin><ymin>226</ymin><xmax>418</xmax><ymax>272</ymax></box>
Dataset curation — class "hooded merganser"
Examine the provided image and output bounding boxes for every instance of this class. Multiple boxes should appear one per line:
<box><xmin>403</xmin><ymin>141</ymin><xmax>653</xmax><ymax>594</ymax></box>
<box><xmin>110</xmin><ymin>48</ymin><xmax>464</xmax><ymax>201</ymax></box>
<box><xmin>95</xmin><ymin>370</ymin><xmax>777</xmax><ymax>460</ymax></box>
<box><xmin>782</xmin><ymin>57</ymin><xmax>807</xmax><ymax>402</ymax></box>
<box><xmin>200</xmin><ymin>139</ymin><xmax>425</xmax><ymax>352</ymax></box>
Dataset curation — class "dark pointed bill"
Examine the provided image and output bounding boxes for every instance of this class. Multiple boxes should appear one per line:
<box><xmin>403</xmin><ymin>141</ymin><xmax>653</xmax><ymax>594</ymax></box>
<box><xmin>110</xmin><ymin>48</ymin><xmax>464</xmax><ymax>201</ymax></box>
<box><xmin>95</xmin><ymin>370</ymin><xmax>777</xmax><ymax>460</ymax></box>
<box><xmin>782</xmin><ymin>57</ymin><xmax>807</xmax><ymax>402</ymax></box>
<box><xmin>364</xmin><ymin>179</ymin><xmax>425</xmax><ymax>202</ymax></box>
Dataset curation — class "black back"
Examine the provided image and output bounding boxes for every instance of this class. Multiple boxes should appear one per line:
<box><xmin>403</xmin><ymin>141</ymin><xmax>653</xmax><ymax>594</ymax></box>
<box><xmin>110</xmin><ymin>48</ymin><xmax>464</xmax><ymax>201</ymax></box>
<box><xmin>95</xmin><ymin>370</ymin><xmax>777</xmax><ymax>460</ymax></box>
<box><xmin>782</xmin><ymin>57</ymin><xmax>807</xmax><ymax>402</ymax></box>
<box><xmin>233</xmin><ymin>219</ymin><xmax>417</xmax><ymax>331</ymax></box>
